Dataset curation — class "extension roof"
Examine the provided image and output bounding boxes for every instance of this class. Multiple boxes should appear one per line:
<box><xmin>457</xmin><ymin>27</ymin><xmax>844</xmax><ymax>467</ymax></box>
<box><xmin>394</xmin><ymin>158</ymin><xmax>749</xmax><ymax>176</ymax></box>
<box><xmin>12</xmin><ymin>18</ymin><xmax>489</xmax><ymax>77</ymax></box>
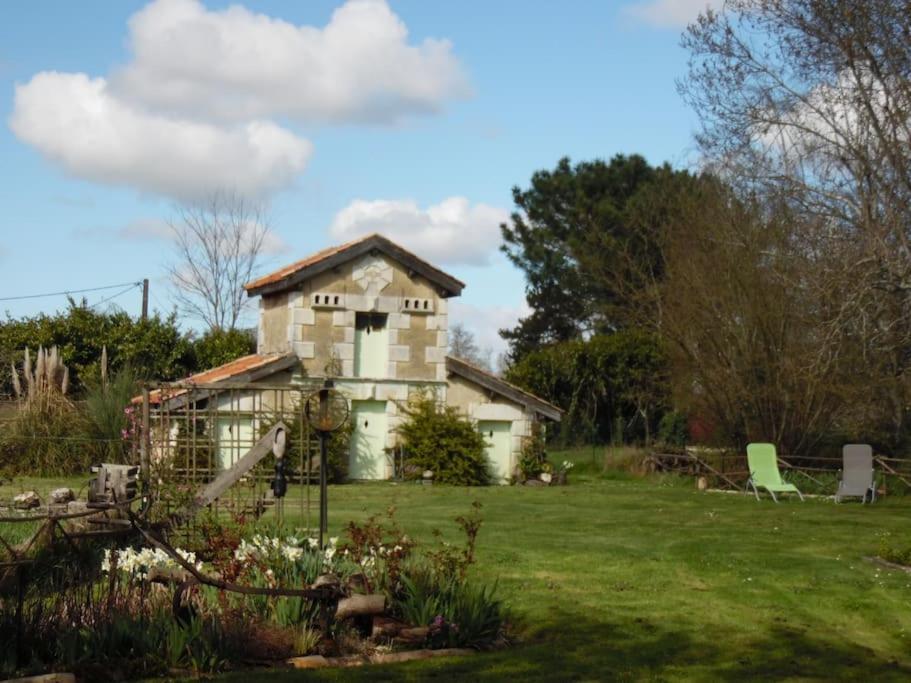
<box><xmin>244</xmin><ymin>233</ymin><xmax>465</xmax><ymax>298</ymax></box>
<box><xmin>446</xmin><ymin>355</ymin><xmax>563</xmax><ymax>421</ymax></box>
<box><xmin>139</xmin><ymin>353</ymin><xmax>298</xmax><ymax>406</ymax></box>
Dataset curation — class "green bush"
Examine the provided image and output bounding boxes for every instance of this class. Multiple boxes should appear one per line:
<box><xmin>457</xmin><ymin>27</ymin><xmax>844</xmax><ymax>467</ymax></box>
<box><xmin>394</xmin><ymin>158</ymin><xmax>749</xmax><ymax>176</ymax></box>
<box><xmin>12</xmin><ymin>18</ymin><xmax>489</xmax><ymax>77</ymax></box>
<box><xmin>0</xmin><ymin>302</ymin><xmax>195</xmax><ymax>397</ymax></box>
<box><xmin>516</xmin><ymin>422</ymin><xmax>548</xmax><ymax>480</ymax></box>
<box><xmin>192</xmin><ymin>328</ymin><xmax>256</xmax><ymax>370</ymax></box>
<box><xmin>0</xmin><ymin>348</ymin><xmax>90</xmax><ymax>476</ymax></box>
<box><xmin>397</xmin><ymin>393</ymin><xmax>490</xmax><ymax>485</ymax></box>
<box><xmin>657</xmin><ymin>411</ymin><xmax>688</xmax><ymax>449</ymax></box>
<box><xmin>83</xmin><ymin>365</ymin><xmax>138</xmax><ymax>463</ymax></box>
<box><xmin>506</xmin><ymin>329</ymin><xmax>669</xmax><ymax>446</ymax></box>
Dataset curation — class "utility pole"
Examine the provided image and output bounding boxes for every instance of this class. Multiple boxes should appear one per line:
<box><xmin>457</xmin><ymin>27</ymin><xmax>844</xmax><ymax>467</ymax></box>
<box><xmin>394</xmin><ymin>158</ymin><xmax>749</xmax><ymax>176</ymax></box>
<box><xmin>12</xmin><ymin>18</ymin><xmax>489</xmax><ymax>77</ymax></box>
<box><xmin>141</xmin><ymin>279</ymin><xmax>149</xmax><ymax>321</ymax></box>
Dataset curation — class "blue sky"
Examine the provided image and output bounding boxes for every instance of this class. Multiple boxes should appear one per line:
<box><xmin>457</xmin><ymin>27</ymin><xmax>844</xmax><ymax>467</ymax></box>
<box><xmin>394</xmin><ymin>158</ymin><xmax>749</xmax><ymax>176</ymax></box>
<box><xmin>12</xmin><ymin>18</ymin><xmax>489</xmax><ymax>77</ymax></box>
<box><xmin>0</xmin><ymin>0</ymin><xmax>713</xmax><ymax>355</ymax></box>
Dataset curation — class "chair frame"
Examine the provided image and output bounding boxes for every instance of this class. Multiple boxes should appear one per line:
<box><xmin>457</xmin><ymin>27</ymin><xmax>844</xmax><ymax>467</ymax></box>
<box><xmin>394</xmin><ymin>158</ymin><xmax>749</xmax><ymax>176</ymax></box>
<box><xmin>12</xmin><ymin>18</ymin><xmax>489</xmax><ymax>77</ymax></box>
<box><xmin>835</xmin><ymin>444</ymin><xmax>877</xmax><ymax>504</ymax></box>
<box><xmin>746</xmin><ymin>443</ymin><xmax>805</xmax><ymax>503</ymax></box>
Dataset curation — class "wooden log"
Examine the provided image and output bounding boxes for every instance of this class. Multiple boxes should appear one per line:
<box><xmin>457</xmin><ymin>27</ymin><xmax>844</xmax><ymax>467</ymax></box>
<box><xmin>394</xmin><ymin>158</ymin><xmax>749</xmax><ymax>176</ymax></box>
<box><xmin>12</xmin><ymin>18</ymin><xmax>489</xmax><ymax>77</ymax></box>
<box><xmin>335</xmin><ymin>593</ymin><xmax>385</xmax><ymax>621</ymax></box>
<box><xmin>371</xmin><ymin>648</ymin><xmax>474</xmax><ymax>664</ymax></box>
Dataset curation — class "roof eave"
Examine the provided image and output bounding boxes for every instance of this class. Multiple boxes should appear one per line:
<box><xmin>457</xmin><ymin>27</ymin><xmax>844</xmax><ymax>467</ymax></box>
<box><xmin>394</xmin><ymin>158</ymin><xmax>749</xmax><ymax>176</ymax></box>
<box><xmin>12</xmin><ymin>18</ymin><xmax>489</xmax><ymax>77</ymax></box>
<box><xmin>446</xmin><ymin>355</ymin><xmax>563</xmax><ymax>421</ymax></box>
<box><xmin>245</xmin><ymin>235</ymin><xmax>465</xmax><ymax>299</ymax></box>
<box><xmin>145</xmin><ymin>353</ymin><xmax>299</xmax><ymax>408</ymax></box>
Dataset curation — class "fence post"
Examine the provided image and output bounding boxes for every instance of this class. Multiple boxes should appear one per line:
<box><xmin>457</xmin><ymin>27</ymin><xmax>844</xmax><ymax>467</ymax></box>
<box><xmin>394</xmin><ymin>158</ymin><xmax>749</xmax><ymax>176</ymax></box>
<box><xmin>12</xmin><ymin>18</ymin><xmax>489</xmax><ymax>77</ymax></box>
<box><xmin>140</xmin><ymin>387</ymin><xmax>151</xmax><ymax>498</ymax></box>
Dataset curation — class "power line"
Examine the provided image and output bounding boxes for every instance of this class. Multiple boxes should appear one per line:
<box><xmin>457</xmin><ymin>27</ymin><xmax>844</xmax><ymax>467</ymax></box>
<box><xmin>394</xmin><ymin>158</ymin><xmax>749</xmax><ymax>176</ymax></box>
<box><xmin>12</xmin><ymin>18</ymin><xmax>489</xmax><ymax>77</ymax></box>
<box><xmin>0</xmin><ymin>280</ymin><xmax>143</xmax><ymax>303</ymax></box>
<box><xmin>88</xmin><ymin>282</ymin><xmax>144</xmax><ymax>310</ymax></box>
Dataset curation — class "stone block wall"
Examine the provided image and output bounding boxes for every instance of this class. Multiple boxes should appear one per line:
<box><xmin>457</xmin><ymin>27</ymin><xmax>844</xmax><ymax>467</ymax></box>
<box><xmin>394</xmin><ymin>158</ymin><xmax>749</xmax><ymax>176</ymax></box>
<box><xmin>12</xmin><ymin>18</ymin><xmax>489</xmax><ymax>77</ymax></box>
<box><xmin>260</xmin><ymin>254</ymin><xmax>449</xmax><ymax>382</ymax></box>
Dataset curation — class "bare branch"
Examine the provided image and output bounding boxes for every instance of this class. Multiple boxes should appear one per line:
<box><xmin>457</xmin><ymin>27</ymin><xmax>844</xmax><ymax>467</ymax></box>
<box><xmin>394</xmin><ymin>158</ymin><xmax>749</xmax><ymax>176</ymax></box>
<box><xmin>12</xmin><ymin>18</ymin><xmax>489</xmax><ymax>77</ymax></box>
<box><xmin>167</xmin><ymin>191</ymin><xmax>273</xmax><ymax>331</ymax></box>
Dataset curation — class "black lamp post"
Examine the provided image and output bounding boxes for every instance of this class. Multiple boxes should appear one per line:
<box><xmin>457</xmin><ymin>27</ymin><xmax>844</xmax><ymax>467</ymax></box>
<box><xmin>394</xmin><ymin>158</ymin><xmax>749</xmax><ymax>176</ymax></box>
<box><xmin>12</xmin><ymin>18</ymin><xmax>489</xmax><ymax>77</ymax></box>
<box><xmin>304</xmin><ymin>378</ymin><xmax>348</xmax><ymax>549</ymax></box>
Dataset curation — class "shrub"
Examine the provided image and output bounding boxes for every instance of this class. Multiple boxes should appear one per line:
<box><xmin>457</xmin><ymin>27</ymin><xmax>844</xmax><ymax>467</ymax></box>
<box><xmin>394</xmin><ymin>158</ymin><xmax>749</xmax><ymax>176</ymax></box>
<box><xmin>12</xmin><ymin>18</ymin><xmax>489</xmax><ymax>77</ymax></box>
<box><xmin>0</xmin><ymin>347</ymin><xmax>90</xmax><ymax>476</ymax></box>
<box><xmin>192</xmin><ymin>328</ymin><xmax>256</xmax><ymax>370</ymax></box>
<box><xmin>657</xmin><ymin>411</ymin><xmax>688</xmax><ymax>450</ymax></box>
<box><xmin>83</xmin><ymin>355</ymin><xmax>137</xmax><ymax>463</ymax></box>
<box><xmin>516</xmin><ymin>422</ymin><xmax>548</xmax><ymax>480</ymax></box>
<box><xmin>0</xmin><ymin>303</ymin><xmax>195</xmax><ymax>397</ymax></box>
<box><xmin>393</xmin><ymin>502</ymin><xmax>506</xmax><ymax>648</ymax></box>
<box><xmin>397</xmin><ymin>393</ymin><xmax>490</xmax><ymax>485</ymax></box>
<box><xmin>506</xmin><ymin>330</ymin><xmax>669</xmax><ymax>446</ymax></box>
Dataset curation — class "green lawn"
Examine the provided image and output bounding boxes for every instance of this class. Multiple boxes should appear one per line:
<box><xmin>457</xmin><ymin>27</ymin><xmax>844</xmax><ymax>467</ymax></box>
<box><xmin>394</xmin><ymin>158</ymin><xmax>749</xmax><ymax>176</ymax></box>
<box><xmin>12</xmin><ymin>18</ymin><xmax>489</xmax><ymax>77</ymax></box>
<box><xmin>5</xmin><ymin>456</ymin><xmax>911</xmax><ymax>681</ymax></box>
<box><xmin>240</xmin><ymin>465</ymin><xmax>911</xmax><ymax>681</ymax></box>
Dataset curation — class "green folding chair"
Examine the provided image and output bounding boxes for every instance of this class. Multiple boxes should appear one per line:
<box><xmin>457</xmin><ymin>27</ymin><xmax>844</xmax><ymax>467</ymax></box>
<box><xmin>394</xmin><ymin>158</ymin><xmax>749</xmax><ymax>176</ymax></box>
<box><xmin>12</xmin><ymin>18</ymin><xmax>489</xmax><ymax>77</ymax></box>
<box><xmin>746</xmin><ymin>443</ymin><xmax>804</xmax><ymax>502</ymax></box>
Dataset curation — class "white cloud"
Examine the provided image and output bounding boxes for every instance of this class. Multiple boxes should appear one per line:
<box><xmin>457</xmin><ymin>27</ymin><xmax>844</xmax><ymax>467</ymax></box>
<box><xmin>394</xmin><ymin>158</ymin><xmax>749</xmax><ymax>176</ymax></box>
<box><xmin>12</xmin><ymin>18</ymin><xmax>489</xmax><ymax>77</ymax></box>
<box><xmin>329</xmin><ymin>197</ymin><xmax>509</xmax><ymax>266</ymax></box>
<box><xmin>113</xmin><ymin>0</ymin><xmax>470</xmax><ymax>124</ymax></box>
<box><xmin>8</xmin><ymin>0</ymin><xmax>468</xmax><ymax>200</ymax></box>
<box><xmin>449</xmin><ymin>301</ymin><xmax>530</xmax><ymax>360</ymax></box>
<box><xmin>10</xmin><ymin>72</ymin><xmax>312</xmax><ymax>201</ymax></box>
<box><xmin>624</xmin><ymin>0</ymin><xmax>719</xmax><ymax>28</ymax></box>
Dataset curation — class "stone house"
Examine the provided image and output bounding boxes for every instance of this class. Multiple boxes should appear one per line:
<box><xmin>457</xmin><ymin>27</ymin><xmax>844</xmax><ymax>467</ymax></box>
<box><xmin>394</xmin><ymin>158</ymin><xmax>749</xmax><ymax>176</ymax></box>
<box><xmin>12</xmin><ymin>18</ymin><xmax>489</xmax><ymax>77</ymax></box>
<box><xmin>156</xmin><ymin>234</ymin><xmax>560</xmax><ymax>482</ymax></box>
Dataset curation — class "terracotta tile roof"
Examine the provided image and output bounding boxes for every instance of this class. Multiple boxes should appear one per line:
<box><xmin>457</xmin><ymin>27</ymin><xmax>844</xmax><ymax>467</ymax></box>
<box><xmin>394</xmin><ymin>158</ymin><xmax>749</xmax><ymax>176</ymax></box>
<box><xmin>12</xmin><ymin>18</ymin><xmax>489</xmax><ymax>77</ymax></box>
<box><xmin>446</xmin><ymin>355</ymin><xmax>563</xmax><ymax>421</ymax></box>
<box><xmin>245</xmin><ymin>234</ymin><xmax>374</xmax><ymax>292</ymax></box>
<box><xmin>136</xmin><ymin>353</ymin><xmax>297</xmax><ymax>405</ymax></box>
<box><xmin>244</xmin><ymin>233</ymin><xmax>465</xmax><ymax>297</ymax></box>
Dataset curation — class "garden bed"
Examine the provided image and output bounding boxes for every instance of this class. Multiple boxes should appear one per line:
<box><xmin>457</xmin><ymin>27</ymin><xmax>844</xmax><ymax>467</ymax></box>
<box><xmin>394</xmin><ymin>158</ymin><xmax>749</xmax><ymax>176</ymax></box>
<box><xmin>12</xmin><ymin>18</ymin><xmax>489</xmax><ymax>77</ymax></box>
<box><xmin>1</xmin><ymin>502</ymin><xmax>509</xmax><ymax>681</ymax></box>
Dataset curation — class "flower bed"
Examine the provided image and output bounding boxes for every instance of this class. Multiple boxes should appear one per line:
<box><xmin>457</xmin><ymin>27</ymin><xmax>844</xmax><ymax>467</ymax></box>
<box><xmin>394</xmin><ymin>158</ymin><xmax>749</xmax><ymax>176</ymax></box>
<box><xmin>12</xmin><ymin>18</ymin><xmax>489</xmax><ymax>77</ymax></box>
<box><xmin>1</xmin><ymin>503</ymin><xmax>509</xmax><ymax>680</ymax></box>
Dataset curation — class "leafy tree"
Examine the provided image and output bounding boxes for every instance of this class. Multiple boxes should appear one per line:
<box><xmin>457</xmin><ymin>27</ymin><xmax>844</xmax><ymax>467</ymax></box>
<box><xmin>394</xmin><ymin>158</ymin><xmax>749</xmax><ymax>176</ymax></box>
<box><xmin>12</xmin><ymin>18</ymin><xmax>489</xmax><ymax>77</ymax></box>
<box><xmin>506</xmin><ymin>330</ymin><xmax>669</xmax><ymax>445</ymax></box>
<box><xmin>500</xmin><ymin>155</ymin><xmax>701</xmax><ymax>359</ymax></box>
<box><xmin>0</xmin><ymin>300</ymin><xmax>195</xmax><ymax>396</ymax></box>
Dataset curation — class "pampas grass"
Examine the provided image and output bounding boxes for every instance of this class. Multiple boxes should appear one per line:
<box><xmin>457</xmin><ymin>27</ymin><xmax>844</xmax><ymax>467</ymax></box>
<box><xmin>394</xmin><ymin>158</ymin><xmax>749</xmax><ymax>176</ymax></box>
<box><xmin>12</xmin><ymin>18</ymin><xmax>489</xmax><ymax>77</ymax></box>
<box><xmin>2</xmin><ymin>346</ymin><xmax>88</xmax><ymax>476</ymax></box>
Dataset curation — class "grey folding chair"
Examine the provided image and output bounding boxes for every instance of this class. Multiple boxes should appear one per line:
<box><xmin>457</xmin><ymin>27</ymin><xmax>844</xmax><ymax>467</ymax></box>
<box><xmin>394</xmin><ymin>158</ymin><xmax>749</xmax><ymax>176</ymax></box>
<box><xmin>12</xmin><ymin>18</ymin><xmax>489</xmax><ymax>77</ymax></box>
<box><xmin>836</xmin><ymin>444</ymin><xmax>877</xmax><ymax>503</ymax></box>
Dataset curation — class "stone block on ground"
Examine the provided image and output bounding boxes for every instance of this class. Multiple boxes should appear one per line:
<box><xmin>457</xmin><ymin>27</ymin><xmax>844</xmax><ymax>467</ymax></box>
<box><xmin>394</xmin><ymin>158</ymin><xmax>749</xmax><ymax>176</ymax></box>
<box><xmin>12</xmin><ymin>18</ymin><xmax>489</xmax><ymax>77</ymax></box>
<box><xmin>371</xmin><ymin>616</ymin><xmax>406</xmax><ymax>640</ymax></box>
<box><xmin>393</xmin><ymin>626</ymin><xmax>429</xmax><ymax>646</ymax></box>
<box><xmin>287</xmin><ymin>655</ymin><xmax>329</xmax><ymax>669</ymax></box>
<box><xmin>13</xmin><ymin>490</ymin><xmax>40</xmax><ymax>509</ymax></box>
<box><xmin>371</xmin><ymin>648</ymin><xmax>475</xmax><ymax>664</ymax></box>
<box><xmin>48</xmin><ymin>488</ymin><xmax>75</xmax><ymax>505</ymax></box>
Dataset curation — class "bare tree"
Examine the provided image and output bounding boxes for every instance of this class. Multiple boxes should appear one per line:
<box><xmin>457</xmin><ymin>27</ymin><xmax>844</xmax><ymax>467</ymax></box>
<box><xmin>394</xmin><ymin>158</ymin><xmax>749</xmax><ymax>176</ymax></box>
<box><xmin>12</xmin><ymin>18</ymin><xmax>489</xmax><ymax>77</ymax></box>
<box><xmin>449</xmin><ymin>322</ymin><xmax>494</xmax><ymax>371</ymax></box>
<box><xmin>679</xmin><ymin>0</ymin><xmax>911</xmax><ymax>451</ymax></box>
<box><xmin>168</xmin><ymin>192</ymin><xmax>270</xmax><ymax>331</ymax></box>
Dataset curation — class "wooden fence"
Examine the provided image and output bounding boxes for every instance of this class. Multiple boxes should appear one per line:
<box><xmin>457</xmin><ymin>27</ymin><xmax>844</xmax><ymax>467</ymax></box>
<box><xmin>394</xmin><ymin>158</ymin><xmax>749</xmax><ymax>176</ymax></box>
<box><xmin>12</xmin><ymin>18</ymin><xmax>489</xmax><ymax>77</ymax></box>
<box><xmin>647</xmin><ymin>449</ymin><xmax>911</xmax><ymax>494</ymax></box>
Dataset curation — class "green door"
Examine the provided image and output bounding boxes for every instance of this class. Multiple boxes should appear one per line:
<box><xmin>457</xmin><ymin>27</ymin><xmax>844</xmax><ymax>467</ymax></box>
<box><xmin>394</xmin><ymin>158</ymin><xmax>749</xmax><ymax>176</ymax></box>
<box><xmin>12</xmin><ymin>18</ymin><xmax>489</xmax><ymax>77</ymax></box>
<box><xmin>215</xmin><ymin>417</ymin><xmax>254</xmax><ymax>470</ymax></box>
<box><xmin>478</xmin><ymin>420</ymin><xmax>512</xmax><ymax>483</ymax></box>
<box><xmin>354</xmin><ymin>313</ymin><xmax>388</xmax><ymax>378</ymax></box>
<box><xmin>349</xmin><ymin>401</ymin><xmax>388</xmax><ymax>479</ymax></box>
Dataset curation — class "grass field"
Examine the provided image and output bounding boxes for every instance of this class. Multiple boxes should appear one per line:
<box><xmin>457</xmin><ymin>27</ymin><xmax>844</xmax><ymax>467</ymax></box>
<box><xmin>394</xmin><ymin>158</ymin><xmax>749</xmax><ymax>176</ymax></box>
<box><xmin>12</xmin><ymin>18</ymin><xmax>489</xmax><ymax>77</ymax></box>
<box><xmin>4</xmin><ymin>448</ymin><xmax>911</xmax><ymax>681</ymax></box>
